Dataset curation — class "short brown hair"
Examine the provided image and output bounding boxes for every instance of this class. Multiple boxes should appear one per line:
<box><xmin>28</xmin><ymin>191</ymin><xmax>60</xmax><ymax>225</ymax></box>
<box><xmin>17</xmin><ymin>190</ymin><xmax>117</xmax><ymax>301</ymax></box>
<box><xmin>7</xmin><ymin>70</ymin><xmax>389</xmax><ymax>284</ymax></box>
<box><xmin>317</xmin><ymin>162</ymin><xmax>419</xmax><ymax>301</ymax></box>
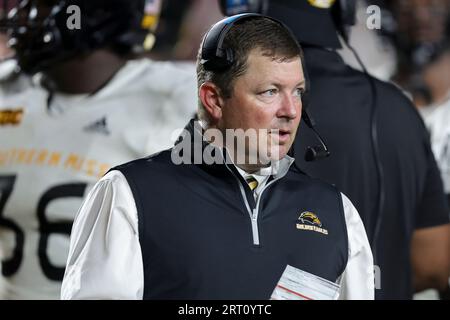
<box><xmin>197</xmin><ymin>16</ymin><xmax>304</xmax><ymax>122</ymax></box>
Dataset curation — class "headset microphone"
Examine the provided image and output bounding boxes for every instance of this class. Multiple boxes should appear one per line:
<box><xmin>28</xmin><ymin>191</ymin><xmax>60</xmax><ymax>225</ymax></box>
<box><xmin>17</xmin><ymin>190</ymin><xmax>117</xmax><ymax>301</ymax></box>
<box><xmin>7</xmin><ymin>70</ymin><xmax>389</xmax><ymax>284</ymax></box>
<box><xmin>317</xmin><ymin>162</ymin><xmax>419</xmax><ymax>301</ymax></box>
<box><xmin>302</xmin><ymin>108</ymin><xmax>330</xmax><ymax>162</ymax></box>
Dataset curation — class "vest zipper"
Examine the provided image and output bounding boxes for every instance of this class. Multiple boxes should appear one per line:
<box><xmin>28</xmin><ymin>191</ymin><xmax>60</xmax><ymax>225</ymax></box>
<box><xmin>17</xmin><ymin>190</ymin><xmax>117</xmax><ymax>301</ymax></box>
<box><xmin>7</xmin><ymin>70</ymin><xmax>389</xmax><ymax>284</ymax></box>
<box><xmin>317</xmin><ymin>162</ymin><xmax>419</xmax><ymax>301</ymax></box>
<box><xmin>251</xmin><ymin>179</ymin><xmax>279</xmax><ymax>245</ymax></box>
<box><xmin>225</xmin><ymin>163</ymin><xmax>281</xmax><ymax>246</ymax></box>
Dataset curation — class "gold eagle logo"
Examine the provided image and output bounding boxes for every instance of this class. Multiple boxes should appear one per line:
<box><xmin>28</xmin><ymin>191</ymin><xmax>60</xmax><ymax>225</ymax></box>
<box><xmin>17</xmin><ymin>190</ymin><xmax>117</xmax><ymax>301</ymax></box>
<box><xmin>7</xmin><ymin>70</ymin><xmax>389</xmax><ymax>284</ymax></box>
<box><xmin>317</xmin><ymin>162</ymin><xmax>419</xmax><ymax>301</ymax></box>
<box><xmin>298</xmin><ymin>211</ymin><xmax>322</xmax><ymax>227</ymax></box>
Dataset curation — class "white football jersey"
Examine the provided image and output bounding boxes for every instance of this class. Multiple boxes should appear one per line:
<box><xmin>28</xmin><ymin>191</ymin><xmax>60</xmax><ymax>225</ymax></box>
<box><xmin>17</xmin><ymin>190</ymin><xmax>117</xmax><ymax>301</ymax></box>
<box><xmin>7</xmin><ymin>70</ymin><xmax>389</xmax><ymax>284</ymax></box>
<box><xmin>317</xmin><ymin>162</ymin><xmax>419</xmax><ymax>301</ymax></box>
<box><xmin>0</xmin><ymin>58</ymin><xmax>198</xmax><ymax>299</ymax></box>
<box><xmin>420</xmin><ymin>99</ymin><xmax>450</xmax><ymax>194</ymax></box>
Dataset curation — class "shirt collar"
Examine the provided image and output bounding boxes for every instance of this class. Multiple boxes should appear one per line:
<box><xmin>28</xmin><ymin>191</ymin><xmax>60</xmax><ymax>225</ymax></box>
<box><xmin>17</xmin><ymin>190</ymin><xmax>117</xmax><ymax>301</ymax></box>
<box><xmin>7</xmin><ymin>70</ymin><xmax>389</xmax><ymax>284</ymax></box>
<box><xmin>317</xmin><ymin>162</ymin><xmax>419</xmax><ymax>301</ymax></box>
<box><xmin>233</xmin><ymin>156</ymin><xmax>295</xmax><ymax>179</ymax></box>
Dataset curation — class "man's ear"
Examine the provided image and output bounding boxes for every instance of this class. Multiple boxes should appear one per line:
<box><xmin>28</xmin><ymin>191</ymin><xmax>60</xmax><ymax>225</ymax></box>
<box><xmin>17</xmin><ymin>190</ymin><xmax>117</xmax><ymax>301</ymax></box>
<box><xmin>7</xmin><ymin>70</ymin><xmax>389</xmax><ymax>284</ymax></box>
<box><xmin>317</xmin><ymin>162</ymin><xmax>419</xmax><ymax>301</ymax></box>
<box><xmin>199</xmin><ymin>82</ymin><xmax>224</xmax><ymax>124</ymax></box>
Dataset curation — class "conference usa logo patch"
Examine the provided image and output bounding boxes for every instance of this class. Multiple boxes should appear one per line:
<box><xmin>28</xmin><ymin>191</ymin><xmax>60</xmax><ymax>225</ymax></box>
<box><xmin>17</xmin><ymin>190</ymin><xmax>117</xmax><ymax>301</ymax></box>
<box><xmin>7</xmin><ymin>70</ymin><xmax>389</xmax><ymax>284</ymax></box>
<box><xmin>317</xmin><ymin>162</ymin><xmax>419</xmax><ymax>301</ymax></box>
<box><xmin>296</xmin><ymin>211</ymin><xmax>329</xmax><ymax>235</ymax></box>
<box><xmin>0</xmin><ymin>108</ymin><xmax>24</xmax><ymax>126</ymax></box>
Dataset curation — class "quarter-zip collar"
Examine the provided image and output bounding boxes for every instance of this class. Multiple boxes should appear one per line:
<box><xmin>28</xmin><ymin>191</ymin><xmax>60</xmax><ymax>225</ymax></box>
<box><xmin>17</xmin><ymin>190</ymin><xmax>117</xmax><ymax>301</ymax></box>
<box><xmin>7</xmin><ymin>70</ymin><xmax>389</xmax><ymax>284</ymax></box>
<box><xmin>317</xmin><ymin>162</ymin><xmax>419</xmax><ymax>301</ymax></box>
<box><xmin>173</xmin><ymin>119</ymin><xmax>295</xmax><ymax>178</ymax></box>
<box><xmin>174</xmin><ymin>119</ymin><xmax>296</xmax><ymax>246</ymax></box>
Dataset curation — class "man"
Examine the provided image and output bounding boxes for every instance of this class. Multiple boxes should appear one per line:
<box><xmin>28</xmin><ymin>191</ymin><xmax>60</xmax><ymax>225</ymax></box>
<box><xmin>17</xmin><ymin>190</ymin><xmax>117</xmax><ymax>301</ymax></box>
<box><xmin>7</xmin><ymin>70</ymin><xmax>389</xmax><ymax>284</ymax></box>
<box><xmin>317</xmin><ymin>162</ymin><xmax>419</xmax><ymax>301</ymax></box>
<box><xmin>61</xmin><ymin>14</ymin><xmax>374</xmax><ymax>300</ymax></box>
<box><xmin>0</xmin><ymin>0</ymin><xmax>197</xmax><ymax>299</ymax></box>
<box><xmin>423</xmin><ymin>87</ymin><xmax>450</xmax><ymax>300</ymax></box>
<box><xmin>420</xmin><ymin>86</ymin><xmax>450</xmax><ymax>299</ymax></box>
<box><xmin>385</xmin><ymin>1</ymin><xmax>450</xmax><ymax>299</ymax></box>
<box><xmin>221</xmin><ymin>0</ymin><xmax>450</xmax><ymax>299</ymax></box>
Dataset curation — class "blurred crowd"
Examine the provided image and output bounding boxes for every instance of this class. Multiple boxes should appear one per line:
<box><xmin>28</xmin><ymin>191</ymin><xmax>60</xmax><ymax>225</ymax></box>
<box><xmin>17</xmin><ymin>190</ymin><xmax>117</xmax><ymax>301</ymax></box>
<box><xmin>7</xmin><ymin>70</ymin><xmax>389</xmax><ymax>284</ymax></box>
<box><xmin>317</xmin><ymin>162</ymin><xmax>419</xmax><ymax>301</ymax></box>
<box><xmin>3</xmin><ymin>0</ymin><xmax>450</xmax><ymax>110</ymax></box>
<box><xmin>151</xmin><ymin>0</ymin><xmax>450</xmax><ymax>110</ymax></box>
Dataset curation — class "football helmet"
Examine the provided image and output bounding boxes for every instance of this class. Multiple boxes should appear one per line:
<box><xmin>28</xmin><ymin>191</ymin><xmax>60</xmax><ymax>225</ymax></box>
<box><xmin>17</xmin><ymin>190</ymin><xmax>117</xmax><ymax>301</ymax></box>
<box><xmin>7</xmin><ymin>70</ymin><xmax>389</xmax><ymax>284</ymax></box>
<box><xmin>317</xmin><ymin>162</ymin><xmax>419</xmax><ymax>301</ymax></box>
<box><xmin>2</xmin><ymin>0</ymin><xmax>161</xmax><ymax>73</ymax></box>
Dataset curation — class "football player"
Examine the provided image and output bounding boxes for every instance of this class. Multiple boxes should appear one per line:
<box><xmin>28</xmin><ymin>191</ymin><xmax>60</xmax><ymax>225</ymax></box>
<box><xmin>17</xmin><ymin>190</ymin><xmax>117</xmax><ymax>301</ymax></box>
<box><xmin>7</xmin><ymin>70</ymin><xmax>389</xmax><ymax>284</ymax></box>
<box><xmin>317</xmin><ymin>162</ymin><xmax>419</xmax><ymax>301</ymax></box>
<box><xmin>0</xmin><ymin>0</ymin><xmax>197</xmax><ymax>299</ymax></box>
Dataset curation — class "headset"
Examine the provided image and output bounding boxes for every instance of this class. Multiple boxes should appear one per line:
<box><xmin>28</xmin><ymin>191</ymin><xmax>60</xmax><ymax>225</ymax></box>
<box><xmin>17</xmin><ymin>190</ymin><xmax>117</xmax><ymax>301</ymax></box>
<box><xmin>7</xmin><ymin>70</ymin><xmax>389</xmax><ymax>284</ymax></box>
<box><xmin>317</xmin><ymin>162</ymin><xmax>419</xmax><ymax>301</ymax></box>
<box><xmin>201</xmin><ymin>12</ymin><xmax>330</xmax><ymax>162</ymax></box>
<box><xmin>331</xmin><ymin>0</ymin><xmax>357</xmax><ymax>42</ymax></box>
<box><xmin>217</xmin><ymin>1</ymin><xmax>385</xmax><ymax>259</ymax></box>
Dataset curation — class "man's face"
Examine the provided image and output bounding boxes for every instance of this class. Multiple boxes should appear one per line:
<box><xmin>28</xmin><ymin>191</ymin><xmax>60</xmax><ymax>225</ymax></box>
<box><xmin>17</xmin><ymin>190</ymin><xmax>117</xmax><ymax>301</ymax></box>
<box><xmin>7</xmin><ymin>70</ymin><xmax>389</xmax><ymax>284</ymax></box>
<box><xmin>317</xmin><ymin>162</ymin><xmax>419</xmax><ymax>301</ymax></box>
<box><xmin>218</xmin><ymin>49</ymin><xmax>304</xmax><ymax>164</ymax></box>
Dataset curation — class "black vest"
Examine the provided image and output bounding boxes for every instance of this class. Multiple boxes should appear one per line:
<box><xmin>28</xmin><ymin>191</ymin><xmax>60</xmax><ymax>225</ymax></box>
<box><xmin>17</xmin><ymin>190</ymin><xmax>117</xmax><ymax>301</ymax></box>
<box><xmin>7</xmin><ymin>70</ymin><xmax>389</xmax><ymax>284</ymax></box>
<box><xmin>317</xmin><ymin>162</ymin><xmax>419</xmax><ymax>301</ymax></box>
<box><xmin>116</xmin><ymin>151</ymin><xmax>348</xmax><ymax>299</ymax></box>
<box><xmin>114</xmin><ymin>121</ymin><xmax>349</xmax><ymax>299</ymax></box>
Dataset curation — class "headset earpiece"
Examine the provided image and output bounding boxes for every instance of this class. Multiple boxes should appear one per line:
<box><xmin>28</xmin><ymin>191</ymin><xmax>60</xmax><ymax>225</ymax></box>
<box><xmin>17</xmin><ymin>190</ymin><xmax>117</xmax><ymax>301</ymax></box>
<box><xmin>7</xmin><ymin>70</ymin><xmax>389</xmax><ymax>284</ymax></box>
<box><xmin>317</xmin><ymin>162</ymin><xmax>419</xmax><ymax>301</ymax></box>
<box><xmin>200</xmin><ymin>13</ymin><xmax>263</xmax><ymax>71</ymax></box>
<box><xmin>331</xmin><ymin>0</ymin><xmax>357</xmax><ymax>41</ymax></box>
